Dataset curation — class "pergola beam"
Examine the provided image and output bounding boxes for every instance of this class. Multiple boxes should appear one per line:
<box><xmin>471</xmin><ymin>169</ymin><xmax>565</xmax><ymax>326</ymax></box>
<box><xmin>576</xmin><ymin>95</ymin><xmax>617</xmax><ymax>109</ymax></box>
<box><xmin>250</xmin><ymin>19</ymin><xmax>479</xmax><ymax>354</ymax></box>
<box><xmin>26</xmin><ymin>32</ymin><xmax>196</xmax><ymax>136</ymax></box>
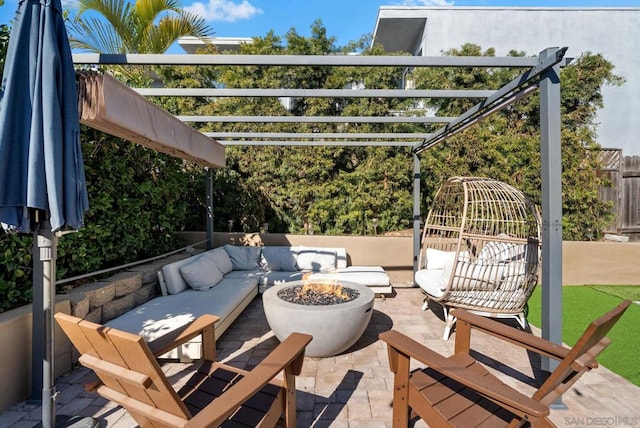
<box><xmin>135</xmin><ymin>88</ymin><xmax>495</xmax><ymax>98</ymax></box>
<box><xmin>177</xmin><ymin>115</ymin><xmax>455</xmax><ymax>123</ymax></box>
<box><xmin>206</xmin><ymin>132</ymin><xmax>432</xmax><ymax>139</ymax></box>
<box><xmin>213</xmin><ymin>140</ymin><xmax>419</xmax><ymax>147</ymax></box>
<box><xmin>413</xmin><ymin>47</ymin><xmax>568</xmax><ymax>153</ymax></box>
<box><xmin>72</xmin><ymin>53</ymin><xmax>540</xmax><ymax>67</ymax></box>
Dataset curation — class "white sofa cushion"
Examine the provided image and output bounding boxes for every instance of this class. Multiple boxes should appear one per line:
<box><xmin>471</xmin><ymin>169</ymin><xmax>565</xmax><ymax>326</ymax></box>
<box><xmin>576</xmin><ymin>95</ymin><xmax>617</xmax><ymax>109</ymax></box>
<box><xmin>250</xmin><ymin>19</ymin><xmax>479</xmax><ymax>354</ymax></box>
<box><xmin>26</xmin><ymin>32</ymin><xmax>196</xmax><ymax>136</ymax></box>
<box><xmin>222</xmin><ymin>270</ymin><xmax>264</xmax><ymax>280</ymax></box>
<box><xmin>106</xmin><ymin>277</ymin><xmax>258</xmax><ymax>342</ymax></box>
<box><xmin>415</xmin><ymin>268</ymin><xmax>445</xmax><ymax>298</ymax></box>
<box><xmin>257</xmin><ymin>271</ymin><xmax>306</xmax><ymax>293</ymax></box>
<box><xmin>479</xmin><ymin>238</ymin><xmax>526</xmax><ymax>262</ymax></box>
<box><xmin>500</xmin><ymin>261</ymin><xmax>528</xmax><ymax>287</ymax></box>
<box><xmin>260</xmin><ymin>246</ymin><xmax>298</xmax><ymax>271</ymax></box>
<box><xmin>308</xmin><ymin>266</ymin><xmax>390</xmax><ymax>286</ymax></box>
<box><xmin>179</xmin><ymin>253</ymin><xmax>224</xmax><ymax>291</ymax></box>
<box><xmin>425</xmin><ymin>248</ymin><xmax>457</xmax><ymax>270</ymax></box>
<box><xmin>161</xmin><ymin>246</ymin><xmax>352</xmax><ymax>296</ymax></box>
<box><xmin>439</xmin><ymin>257</ymin><xmax>504</xmax><ymax>291</ymax></box>
<box><xmin>224</xmin><ymin>244</ymin><xmax>262</xmax><ymax>270</ymax></box>
<box><xmin>296</xmin><ymin>247</ymin><xmax>337</xmax><ymax>271</ymax></box>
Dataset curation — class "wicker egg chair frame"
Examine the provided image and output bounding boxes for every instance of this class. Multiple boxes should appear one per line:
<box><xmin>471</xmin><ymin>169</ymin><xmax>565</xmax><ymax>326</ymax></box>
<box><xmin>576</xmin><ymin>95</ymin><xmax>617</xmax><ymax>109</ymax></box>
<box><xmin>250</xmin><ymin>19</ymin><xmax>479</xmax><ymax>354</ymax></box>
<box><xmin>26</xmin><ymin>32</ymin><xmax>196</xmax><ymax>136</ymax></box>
<box><xmin>417</xmin><ymin>176</ymin><xmax>541</xmax><ymax>339</ymax></box>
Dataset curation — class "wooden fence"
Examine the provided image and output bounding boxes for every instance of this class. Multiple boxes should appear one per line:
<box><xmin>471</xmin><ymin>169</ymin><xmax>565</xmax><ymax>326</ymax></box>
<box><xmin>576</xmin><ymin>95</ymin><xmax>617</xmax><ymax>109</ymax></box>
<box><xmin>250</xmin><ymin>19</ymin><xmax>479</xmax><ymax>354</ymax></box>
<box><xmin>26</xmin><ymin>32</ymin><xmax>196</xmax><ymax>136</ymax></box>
<box><xmin>598</xmin><ymin>149</ymin><xmax>640</xmax><ymax>241</ymax></box>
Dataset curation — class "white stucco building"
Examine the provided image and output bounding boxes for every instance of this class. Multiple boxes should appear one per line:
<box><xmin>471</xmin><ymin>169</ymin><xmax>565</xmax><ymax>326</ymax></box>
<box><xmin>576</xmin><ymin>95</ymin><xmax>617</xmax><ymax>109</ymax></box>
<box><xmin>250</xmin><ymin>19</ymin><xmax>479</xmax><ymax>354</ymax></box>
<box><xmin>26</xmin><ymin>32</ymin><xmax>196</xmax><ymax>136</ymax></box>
<box><xmin>179</xmin><ymin>36</ymin><xmax>253</xmax><ymax>54</ymax></box>
<box><xmin>372</xmin><ymin>6</ymin><xmax>640</xmax><ymax>155</ymax></box>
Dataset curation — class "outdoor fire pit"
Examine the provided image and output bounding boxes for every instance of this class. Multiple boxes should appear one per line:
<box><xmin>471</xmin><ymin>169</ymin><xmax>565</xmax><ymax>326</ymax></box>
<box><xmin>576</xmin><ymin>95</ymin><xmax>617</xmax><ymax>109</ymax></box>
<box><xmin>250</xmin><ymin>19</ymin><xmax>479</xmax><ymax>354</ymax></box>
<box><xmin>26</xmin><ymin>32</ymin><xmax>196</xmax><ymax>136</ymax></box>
<box><xmin>262</xmin><ymin>279</ymin><xmax>374</xmax><ymax>357</ymax></box>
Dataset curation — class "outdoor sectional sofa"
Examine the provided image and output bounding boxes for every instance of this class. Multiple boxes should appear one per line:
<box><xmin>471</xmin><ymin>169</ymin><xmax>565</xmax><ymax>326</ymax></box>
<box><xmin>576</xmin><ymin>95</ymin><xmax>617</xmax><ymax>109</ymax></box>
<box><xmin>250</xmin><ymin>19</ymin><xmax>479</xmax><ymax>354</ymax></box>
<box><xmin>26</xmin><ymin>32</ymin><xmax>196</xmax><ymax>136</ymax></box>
<box><xmin>106</xmin><ymin>244</ymin><xmax>390</xmax><ymax>359</ymax></box>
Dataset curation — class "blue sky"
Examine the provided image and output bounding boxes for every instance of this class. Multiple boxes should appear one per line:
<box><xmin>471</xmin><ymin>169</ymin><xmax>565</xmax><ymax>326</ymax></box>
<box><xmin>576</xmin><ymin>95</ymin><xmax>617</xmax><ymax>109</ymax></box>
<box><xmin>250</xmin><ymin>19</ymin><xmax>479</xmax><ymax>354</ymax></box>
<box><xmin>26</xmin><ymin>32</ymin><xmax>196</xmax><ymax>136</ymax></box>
<box><xmin>1</xmin><ymin>0</ymin><xmax>639</xmax><ymax>52</ymax></box>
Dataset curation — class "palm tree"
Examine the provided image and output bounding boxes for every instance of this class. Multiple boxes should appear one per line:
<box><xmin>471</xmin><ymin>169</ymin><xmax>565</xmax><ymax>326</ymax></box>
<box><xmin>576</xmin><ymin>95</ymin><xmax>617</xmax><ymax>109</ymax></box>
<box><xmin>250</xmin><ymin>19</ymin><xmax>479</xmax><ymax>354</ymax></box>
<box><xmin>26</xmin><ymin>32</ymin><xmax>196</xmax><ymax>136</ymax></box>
<box><xmin>67</xmin><ymin>0</ymin><xmax>213</xmax><ymax>54</ymax></box>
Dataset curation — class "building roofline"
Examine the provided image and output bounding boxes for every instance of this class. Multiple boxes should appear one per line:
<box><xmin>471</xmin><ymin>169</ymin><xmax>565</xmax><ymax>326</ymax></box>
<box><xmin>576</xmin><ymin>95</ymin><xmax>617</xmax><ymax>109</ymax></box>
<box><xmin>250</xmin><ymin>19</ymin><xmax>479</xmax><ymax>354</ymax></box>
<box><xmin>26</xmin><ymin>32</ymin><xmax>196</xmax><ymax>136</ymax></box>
<box><xmin>178</xmin><ymin>36</ymin><xmax>254</xmax><ymax>54</ymax></box>
<box><xmin>378</xmin><ymin>6</ymin><xmax>640</xmax><ymax>11</ymax></box>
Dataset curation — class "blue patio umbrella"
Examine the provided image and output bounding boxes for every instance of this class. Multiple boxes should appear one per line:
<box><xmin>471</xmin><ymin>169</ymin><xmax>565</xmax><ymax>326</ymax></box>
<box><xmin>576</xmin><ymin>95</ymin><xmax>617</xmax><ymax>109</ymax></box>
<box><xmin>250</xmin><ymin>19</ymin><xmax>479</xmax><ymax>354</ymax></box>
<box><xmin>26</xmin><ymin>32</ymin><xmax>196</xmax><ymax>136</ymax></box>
<box><xmin>0</xmin><ymin>0</ymin><xmax>89</xmax><ymax>425</ymax></box>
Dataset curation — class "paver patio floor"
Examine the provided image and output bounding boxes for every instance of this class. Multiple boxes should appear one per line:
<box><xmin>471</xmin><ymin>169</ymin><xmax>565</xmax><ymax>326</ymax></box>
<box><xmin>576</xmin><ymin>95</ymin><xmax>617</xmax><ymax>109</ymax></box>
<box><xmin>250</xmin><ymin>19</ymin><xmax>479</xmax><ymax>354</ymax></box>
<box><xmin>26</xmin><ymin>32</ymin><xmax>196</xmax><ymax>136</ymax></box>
<box><xmin>2</xmin><ymin>287</ymin><xmax>638</xmax><ymax>427</ymax></box>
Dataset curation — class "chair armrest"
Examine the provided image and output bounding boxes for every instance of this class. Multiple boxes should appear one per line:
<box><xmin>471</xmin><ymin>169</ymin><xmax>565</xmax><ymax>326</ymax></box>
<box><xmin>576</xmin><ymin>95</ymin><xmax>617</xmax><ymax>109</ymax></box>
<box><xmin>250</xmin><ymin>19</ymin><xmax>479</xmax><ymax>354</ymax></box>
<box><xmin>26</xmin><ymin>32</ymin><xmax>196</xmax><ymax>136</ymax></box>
<box><xmin>148</xmin><ymin>314</ymin><xmax>219</xmax><ymax>361</ymax></box>
<box><xmin>185</xmin><ymin>332</ymin><xmax>312</xmax><ymax>428</ymax></box>
<box><xmin>380</xmin><ymin>330</ymin><xmax>549</xmax><ymax>420</ymax></box>
<box><xmin>452</xmin><ymin>308</ymin><xmax>570</xmax><ymax>361</ymax></box>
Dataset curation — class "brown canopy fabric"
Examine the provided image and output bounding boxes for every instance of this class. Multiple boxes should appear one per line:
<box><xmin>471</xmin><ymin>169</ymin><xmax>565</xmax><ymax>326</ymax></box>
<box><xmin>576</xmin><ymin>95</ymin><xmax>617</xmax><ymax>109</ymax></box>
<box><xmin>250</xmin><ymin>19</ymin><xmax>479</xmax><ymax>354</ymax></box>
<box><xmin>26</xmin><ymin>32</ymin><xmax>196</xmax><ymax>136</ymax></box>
<box><xmin>77</xmin><ymin>71</ymin><xmax>224</xmax><ymax>168</ymax></box>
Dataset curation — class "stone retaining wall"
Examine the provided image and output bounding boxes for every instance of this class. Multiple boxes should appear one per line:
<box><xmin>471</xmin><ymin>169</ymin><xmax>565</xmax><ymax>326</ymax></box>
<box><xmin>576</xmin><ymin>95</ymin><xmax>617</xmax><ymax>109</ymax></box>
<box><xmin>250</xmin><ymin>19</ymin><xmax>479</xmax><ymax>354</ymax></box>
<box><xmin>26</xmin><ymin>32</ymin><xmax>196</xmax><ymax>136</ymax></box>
<box><xmin>64</xmin><ymin>253</ymin><xmax>191</xmax><ymax>323</ymax></box>
<box><xmin>0</xmin><ymin>252</ymin><xmax>196</xmax><ymax>413</ymax></box>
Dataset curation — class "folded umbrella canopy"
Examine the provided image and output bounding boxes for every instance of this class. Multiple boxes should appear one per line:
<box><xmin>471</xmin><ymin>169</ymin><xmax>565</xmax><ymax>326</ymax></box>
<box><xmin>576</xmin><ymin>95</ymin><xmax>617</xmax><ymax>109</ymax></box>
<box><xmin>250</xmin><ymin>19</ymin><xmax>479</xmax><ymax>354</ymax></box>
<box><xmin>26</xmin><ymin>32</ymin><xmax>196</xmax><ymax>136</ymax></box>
<box><xmin>0</xmin><ymin>0</ymin><xmax>89</xmax><ymax>425</ymax></box>
<box><xmin>0</xmin><ymin>0</ymin><xmax>88</xmax><ymax>232</ymax></box>
<box><xmin>77</xmin><ymin>71</ymin><xmax>225</xmax><ymax>168</ymax></box>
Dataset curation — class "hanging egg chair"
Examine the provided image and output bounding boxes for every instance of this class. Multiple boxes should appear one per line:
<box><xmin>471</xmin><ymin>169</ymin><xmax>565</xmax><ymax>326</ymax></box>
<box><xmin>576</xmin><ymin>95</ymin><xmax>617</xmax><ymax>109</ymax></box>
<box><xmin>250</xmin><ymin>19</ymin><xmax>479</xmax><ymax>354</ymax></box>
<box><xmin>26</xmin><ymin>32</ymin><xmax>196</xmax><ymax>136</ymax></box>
<box><xmin>416</xmin><ymin>176</ymin><xmax>541</xmax><ymax>339</ymax></box>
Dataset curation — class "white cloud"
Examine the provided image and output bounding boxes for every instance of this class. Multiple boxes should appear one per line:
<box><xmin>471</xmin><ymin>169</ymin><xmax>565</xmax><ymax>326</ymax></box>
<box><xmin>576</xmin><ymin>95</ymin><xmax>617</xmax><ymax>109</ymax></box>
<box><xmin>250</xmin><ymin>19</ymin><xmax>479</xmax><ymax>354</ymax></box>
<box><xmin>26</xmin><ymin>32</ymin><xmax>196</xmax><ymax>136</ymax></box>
<box><xmin>400</xmin><ymin>0</ymin><xmax>455</xmax><ymax>5</ymax></box>
<box><xmin>184</xmin><ymin>0</ymin><xmax>263</xmax><ymax>22</ymax></box>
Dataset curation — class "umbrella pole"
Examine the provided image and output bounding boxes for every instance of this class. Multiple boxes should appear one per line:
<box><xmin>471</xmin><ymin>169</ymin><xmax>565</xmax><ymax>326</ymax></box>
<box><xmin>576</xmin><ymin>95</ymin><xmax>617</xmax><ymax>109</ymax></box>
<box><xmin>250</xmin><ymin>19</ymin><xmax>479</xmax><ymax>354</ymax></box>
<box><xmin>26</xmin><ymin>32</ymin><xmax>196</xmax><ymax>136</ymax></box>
<box><xmin>37</xmin><ymin>219</ymin><xmax>58</xmax><ymax>428</ymax></box>
<box><xmin>30</xmin><ymin>234</ymin><xmax>44</xmax><ymax>403</ymax></box>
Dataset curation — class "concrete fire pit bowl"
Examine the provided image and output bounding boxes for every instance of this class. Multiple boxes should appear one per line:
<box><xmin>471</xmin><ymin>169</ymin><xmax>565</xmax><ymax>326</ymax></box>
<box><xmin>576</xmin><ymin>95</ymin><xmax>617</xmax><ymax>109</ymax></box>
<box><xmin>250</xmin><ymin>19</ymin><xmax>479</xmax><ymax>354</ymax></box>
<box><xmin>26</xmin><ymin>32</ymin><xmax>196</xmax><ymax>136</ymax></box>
<box><xmin>262</xmin><ymin>280</ymin><xmax>374</xmax><ymax>357</ymax></box>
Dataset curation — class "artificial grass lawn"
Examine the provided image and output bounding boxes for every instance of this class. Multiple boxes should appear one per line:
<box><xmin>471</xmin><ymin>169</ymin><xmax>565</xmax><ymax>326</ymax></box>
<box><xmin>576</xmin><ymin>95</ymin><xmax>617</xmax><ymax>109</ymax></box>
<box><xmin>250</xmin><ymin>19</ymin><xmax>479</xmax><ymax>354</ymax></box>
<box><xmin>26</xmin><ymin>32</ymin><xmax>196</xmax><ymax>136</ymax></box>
<box><xmin>527</xmin><ymin>286</ymin><xmax>640</xmax><ymax>387</ymax></box>
<box><xmin>588</xmin><ymin>285</ymin><xmax>640</xmax><ymax>301</ymax></box>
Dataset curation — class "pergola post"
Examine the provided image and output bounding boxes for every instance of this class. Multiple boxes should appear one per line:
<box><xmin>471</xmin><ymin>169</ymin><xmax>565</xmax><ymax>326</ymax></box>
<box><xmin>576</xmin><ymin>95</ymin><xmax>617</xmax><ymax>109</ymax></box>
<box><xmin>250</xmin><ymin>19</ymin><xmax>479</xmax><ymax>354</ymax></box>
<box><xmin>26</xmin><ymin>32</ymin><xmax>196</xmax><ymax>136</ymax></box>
<box><xmin>413</xmin><ymin>153</ymin><xmax>422</xmax><ymax>282</ymax></box>
<box><xmin>539</xmin><ymin>48</ymin><xmax>563</xmax><ymax>376</ymax></box>
<box><xmin>206</xmin><ymin>168</ymin><xmax>214</xmax><ymax>250</ymax></box>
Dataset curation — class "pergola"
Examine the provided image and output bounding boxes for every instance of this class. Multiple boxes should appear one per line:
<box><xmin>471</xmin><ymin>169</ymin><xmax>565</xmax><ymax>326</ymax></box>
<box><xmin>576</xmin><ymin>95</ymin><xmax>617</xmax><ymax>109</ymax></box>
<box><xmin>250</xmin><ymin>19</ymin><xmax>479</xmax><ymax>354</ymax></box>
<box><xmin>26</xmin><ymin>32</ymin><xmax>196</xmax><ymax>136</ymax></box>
<box><xmin>73</xmin><ymin>48</ymin><xmax>567</xmax><ymax>374</ymax></box>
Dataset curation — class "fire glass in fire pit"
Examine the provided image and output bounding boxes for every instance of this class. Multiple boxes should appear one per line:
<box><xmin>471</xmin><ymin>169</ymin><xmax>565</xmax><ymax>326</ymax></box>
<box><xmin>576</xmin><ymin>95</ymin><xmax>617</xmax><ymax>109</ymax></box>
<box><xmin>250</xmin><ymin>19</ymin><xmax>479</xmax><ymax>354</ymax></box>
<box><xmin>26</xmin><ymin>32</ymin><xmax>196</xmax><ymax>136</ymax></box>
<box><xmin>263</xmin><ymin>280</ymin><xmax>375</xmax><ymax>357</ymax></box>
<box><xmin>277</xmin><ymin>282</ymin><xmax>359</xmax><ymax>305</ymax></box>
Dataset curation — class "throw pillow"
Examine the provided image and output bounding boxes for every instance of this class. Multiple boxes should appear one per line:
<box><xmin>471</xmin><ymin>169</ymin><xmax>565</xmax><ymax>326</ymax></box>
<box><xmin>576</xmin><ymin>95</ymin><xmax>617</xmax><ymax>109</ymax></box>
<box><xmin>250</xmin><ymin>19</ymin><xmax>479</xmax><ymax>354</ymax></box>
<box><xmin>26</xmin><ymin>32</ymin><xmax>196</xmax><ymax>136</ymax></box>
<box><xmin>415</xmin><ymin>268</ymin><xmax>446</xmax><ymax>298</ymax></box>
<box><xmin>179</xmin><ymin>255</ymin><xmax>224</xmax><ymax>291</ymax></box>
<box><xmin>500</xmin><ymin>261</ymin><xmax>528</xmax><ymax>287</ymax></box>
<box><xmin>438</xmin><ymin>256</ymin><xmax>456</xmax><ymax>291</ymax></box>
<box><xmin>478</xmin><ymin>240</ymin><xmax>526</xmax><ymax>262</ymax></box>
<box><xmin>223</xmin><ymin>244</ymin><xmax>262</xmax><ymax>270</ymax></box>
<box><xmin>425</xmin><ymin>248</ymin><xmax>457</xmax><ymax>270</ymax></box>
<box><xmin>460</xmin><ymin>262</ymin><xmax>504</xmax><ymax>289</ymax></box>
<box><xmin>437</xmin><ymin>252</ymin><xmax>470</xmax><ymax>291</ymax></box>
<box><xmin>260</xmin><ymin>246</ymin><xmax>298</xmax><ymax>271</ymax></box>
<box><xmin>296</xmin><ymin>247</ymin><xmax>337</xmax><ymax>271</ymax></box>
<box><xmin>206</xmin><ymin>247</ymin><xmax>233</xmax><ymax>274</ymax></box>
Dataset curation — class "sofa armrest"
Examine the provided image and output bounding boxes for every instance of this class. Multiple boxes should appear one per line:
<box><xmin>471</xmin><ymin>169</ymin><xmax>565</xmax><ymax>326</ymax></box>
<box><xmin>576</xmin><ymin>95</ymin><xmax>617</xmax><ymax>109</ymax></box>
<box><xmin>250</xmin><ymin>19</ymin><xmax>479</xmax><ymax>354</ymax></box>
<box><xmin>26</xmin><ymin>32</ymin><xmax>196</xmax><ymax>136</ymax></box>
<box><xmin>335</xmin><ymin>248</ymin><xmax>348</xmax><ymax>269</ymax></box>
<box><xmin>148</xmin><ymin>314</ymin><xmax>220</xmax><ymax>361</ymax></box>
<box><xmin>157</xmin><ymin>269</ymin><xmax>170</xmax><ymax>296</ymax></box>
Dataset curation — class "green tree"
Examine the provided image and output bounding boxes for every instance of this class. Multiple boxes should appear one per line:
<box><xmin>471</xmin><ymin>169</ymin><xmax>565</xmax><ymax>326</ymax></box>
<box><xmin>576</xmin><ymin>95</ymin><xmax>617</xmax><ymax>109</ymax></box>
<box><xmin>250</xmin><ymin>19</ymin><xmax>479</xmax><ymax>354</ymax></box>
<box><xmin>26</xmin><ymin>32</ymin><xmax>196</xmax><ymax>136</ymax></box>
<box><xmin>412</xmin><ymin>44</ymin><xmax>622</xmax><ymax>240</ymax></box>
<box><xmin>56</xmin><ymin>0</ymin><xmax>212</xmax><ymax>272</ymax></box>
<box><xmin>0</xmin><ymin>0</ymin><xmax>215</xmax><ymax>313</ymax></box>
<box><xmin>157</xmin><ymin>31</ymin><xmax>620</xmax><ymax>240</ymax></box>
<box><xmin>67</xmin><ymin>0</ymin><xmax>212</xmax><ymax>54</ymax></box>
<box><xmin>189</xmin><ymin>22</ymin><xmax>416</xmax><ymax>235</ymax></box>
<box><xmin>0</xmin><ymin>23</ymin><xmax>623</xmax><ymax>312</ymax></box>
<box><xmin>0</xmin><ymin>23</ymin><xmax>9</xmax><ymax>79</ymax></box>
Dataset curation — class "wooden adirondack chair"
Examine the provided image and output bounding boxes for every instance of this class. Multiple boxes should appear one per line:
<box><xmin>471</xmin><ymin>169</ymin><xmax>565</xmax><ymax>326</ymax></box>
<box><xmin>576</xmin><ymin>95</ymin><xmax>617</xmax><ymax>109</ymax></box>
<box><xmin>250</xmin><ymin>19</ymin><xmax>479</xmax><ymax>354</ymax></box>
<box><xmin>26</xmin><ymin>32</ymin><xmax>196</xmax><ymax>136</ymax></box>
<box><xmin>55</xmin><ymin>313</ymin><xmax>312</xmax><ymax>428</ymax></box>
<box><xmin>380</xmin><ymin>300</ymin><xmax>631</xmax><ymax>428</ymax></box>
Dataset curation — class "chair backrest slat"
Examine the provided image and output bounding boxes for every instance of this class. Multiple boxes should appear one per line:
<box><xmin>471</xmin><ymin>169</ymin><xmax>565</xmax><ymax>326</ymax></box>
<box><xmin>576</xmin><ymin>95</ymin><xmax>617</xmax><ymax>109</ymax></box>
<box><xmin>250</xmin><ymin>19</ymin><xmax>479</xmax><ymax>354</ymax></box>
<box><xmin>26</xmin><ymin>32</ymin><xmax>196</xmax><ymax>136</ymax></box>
<box><xmin>55</xmin><ymin>313</ymin><xmax>191</xmax><ymax>424</ymax></box>
<box><xmin>55</xmin><ymin>314</ymin><xmax>131</xmax><ymax>399</ymax></box>
<box><xmin>106</xmin><ymin>327</ymin><xmax>190</xmax><ymax>416</ymax></box>
<box><xmin>534</xmin><ymin>300</ymin><xmax>631</xmax><ymax>405</ymax></box>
